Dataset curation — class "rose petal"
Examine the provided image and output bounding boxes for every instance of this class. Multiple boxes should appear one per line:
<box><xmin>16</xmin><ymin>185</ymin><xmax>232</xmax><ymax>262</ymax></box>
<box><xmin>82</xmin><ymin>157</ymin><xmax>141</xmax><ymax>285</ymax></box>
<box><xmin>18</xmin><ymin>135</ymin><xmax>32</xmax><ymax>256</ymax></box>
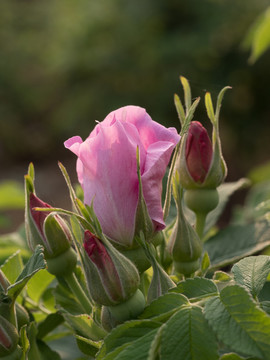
<box><xmin>142</xmin><ymin>141</ymin><xmax>177</xmax><ymax>231</ymax></box>
<box><xmin>78</xmin><ymin>120</ymin><xmax>146</xmax><ymax>246</ymax></box>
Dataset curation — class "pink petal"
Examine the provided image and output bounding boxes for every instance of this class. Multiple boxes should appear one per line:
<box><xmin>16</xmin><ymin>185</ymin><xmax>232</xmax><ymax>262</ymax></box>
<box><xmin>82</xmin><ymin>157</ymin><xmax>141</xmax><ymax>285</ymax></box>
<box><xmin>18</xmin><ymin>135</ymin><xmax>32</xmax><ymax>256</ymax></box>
<box><xmin>78</xmin><ymin>120</ymin><xmax>146</xmax><ymax>246</ymax></box>
<box><xmin>142</xmin><ymin>141</ymin><xmax>177</xmax><ymax>231</ymax></box>
<box><xmin>64</xmin><ymin>136</ymin><xmax>83</xmax><ymax>156</ymax></box>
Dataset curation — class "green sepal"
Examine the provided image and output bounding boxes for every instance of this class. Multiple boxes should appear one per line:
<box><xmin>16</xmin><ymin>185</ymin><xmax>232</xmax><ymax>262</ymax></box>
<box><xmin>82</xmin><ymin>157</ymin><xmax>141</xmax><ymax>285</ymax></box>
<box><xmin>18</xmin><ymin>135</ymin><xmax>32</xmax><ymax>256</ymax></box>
<box><xmin>163</xmin><ymin>90</ymin><xmax>200</xmax><ymax>221</ymax></box>
<box><xmin>134</xmin><ymin>147</ymin><xmax>154</xmax><ymax>244</ymax></box>
<box><xmin>136</xmin><ymin>233</ymin><xmax>176</xmax><ymax>304</ymax></box>
<box><xmin>24</xmin><ymin>166</ymin><xmax>44</xmax><ymax>252</ymax></box>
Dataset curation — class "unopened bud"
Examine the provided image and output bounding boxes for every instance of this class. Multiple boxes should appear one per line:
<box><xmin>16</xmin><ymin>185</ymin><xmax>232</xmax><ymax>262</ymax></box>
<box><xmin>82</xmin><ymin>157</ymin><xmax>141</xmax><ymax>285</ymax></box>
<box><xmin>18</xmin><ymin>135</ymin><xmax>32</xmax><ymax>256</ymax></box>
<box><xmin>177</xmin><ymin>121</ymin><xmax>226</xmax><ymax>190</ymax></box>
<box><xmin>83</xmin><ymin>231</ymin><xmax>140</xmax><ymax>307</ymax></box>
<box><xmin>0</xmin><ymin>315</ymin><xmax>19</xmax><ymax>357</ymax></box>
<box><xmin>168</xmin><ymin>174</ymin><xmax>203</xmax><ymax>276</ymax></box>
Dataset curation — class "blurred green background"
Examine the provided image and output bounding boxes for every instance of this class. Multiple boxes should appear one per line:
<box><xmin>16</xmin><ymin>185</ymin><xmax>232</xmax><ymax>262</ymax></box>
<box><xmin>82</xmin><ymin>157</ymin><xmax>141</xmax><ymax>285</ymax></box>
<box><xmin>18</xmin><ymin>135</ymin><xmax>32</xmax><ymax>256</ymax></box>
<box><xmin>0</xmin><ymin>0</ymin><xmax>270</xmax><ymax>232</ymax></box>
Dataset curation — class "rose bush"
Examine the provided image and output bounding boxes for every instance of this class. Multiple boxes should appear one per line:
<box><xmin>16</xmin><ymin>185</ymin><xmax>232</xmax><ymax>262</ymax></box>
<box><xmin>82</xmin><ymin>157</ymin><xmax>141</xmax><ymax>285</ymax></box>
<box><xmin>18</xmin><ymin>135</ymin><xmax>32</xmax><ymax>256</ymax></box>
<box><xmin>65</xmin><ymin>105</ymin><xmax>180</xmax><ymax>247</ymax></box>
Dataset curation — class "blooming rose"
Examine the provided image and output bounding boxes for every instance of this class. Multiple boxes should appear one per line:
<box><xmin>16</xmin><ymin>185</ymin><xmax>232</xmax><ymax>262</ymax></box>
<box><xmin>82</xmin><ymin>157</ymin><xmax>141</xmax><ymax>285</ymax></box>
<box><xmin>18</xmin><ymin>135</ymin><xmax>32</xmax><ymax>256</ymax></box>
<box><xmin>64</xmin><ymin>106</ymin><xmax>180</xmax><ymax>247</ymax></box>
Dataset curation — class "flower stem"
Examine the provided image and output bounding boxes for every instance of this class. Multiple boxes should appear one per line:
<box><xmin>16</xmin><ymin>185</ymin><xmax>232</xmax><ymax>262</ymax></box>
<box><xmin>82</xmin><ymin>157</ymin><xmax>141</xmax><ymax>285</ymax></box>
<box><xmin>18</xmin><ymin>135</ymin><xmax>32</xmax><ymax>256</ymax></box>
<box><xmin>195</xmin><ymin>212</ymin><xmax>206</xmax><ymax>239</ymax></box>
<box><xmin>64</xmin><ymin>272</ymin><xmax>92</xmax><ymax>314</ymax></box>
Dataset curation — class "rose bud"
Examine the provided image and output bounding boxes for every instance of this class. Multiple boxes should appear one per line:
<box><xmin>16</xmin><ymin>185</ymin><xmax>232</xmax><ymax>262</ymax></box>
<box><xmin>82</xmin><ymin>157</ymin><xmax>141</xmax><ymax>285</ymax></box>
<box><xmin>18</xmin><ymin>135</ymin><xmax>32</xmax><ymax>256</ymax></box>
<box><xmin>0</xmin><ymin>315</ymin><xmax>19</xmax><ymax>358</ymax></box>
<box><xmin>177</xmin><ymin>120</ymin><xmax>226</xmax><ymax>190</ymax></box>
<box><xmin>82</xmin><ymin>231</ymin><xmax>145</xmax><ymax>323</ymax></box>
<box><xmin>176</xmin><ymin>121</ymin><xmax>227</xmax><ymax>236</ymax></box>
<box><xmin>185</xmin><ymin>121</ymin><xmax>213</xmax><ymax>184</ymax></box>
<box><xmin>64</xmin><ymin>106</ymin><xmax>180</xmax><ymax>248</ymax></box>
<box><xmin>168</xmin><ymin>174</ymin><xmax>203</xmax><ymax>276</ymax></box>
<box><xmin>25</xmin><ymin>166</ymin><xmax>77</xmax><ymax>276</ymax></box>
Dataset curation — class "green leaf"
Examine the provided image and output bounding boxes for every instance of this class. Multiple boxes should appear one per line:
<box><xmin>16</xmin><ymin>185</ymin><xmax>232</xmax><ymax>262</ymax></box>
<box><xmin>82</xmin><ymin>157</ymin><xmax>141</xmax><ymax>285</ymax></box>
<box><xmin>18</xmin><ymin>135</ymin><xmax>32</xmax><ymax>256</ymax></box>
<box><xmin>37</xmin><ymin>339</ymin><xmax>61</xmax><ymax>360</ymax></box>
<box><xmin>200</xmin><ymin>251</ymin><xmax>211</xmax><ymax>276</ymax></box>
<box><xmin>27</xmin><ymin>269</ymin><xmax>55</xmax><ymax>303</ymax></box>
<box><xmin>7</xmin><ymin>245</ymin><xmax>46</xmax><ymax>299</ymax></box>
<box><xmin>139</xmin><ymin>292</ymin><xmax>188</xmax><ymax>321</ymax></box>
<box><xmin>41</xmin><ymin>287</ymin><xmax>56</xmax><ymax>313</ymax></box>
<box><xmin>62</xmin><ymin>313</ymin><xmax>106</xmax><ymax>341</ymax></box>
<box><xmin>261</xmin><ymin>301</ymin><xmax>270</xmax><ymax>315</ymax></box>
<box><xmin>103</xmin><ymin>329</ymin><xmax>159</xmax><ymax>360</ymax></box>
<box><xmin>37</xmin><ymin>313</ymin><xmax>64</xmax><ymax>339</ymax></box>
<box><xmin>75</xmin><ymin>335</ymin><xmax>101</xmax><ymax>357</ymax></box>
<box><xmin>220</xmin><ymin>353</ymin><xmax>258</xmax><ymax>360</ymax></box>
<box><xmin>232</xmin><ymin>255</ymin><xmax>270</xmax><ymax>298</ymax></box>
<box><xmin>54</xmin><ymin>282</ymin><xmax>83</xmax><ymax>315</ymax></box>
<box><xmin>0</xmin><ymin>250</ymin><xmax>24</xmax><ymax>283</ymax></box>
<box><xmin>245</xmin><ymin>181</ymin><xmax>270</xmax><ymax>210</ymax></box>
<box><xmin>169</xmin><ymin>277</ymin><xmax>218</xmax><ymax>300</ymax></box>
<box><xmin>148</xmin><ymin>325</ymin><xmax>164</xmax><ymax>360</ymax></box>
<box><xmin>204</xmin><ymin>285</ymin><xmax>270</xmax><ymax>359</ymax></box>
<box><xmin>205</xmin><ymin>179</ymin><xmax>250</xmax><ymax>233</ymax></box>
<box><xmin>204</xmin><ymin>218</ymin><xmax>270</xmax><ymax>268</ymax></box>
<box><xmin>96</xmin><ymin>319</ymin><xmax>161</xmax><ymax>359</ymax></box>
<box><xmin>248</xmin><ymin>161</ymin><xmax>270</xmax><ymax>184</ymax></box>
<box><xmin>212</xmin><ymin>271</ymin><xmax>232</xmax><ymax>283</ymax></box>
<box><xmin>160</xmin><ymin>305</ymin><xmax>219</xmax><ymax>360</ymax></box>
<box><xmin>249</xmin><ymin>7</ymin><xmax>270</xmax><ymax>63</ymax></box>
<box><xmin>0</xmin><ymin>230</ymin><xmax>30</xmax><ymax>266</ymax></box>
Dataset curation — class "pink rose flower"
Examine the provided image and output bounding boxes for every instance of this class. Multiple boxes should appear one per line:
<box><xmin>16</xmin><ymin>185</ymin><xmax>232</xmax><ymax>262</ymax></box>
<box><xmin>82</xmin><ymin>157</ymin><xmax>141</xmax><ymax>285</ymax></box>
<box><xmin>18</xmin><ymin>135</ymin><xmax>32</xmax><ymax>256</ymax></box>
<box><xmin>64</xmin><ymin>106</ymin><xmax>180</xmax><ymax>247</ymax></box>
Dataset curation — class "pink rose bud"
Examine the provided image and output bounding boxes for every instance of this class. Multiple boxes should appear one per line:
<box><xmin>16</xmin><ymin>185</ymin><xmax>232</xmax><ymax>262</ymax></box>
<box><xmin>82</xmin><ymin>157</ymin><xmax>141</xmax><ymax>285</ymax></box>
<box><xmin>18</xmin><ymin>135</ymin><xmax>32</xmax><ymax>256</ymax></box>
<box><xmin>83</xmin><ymin>230</ymin><xmax>140</xmax><ymax>306</ymax></box>
<box><xmin>25</xmin><ymin>164</ymin><xmax>77</xmax><ymax>276</ymax></box>
<box><xmin>28</xmin><ymin>193</ymin><xmax>72</xmax><ymax>258</ymax></box>
<box><xmin>65</xmin><ymin>106</ymin><xmax>180</xmax><ymax>247</ymax></box>
<box><xmin>0</xmin><ymin>315</ymin><xmax>19</xmax><ymax>357</ymax></box>
<box><xmin>185</xmin><ymin>121</ymin><xmax>213</xmax><ymax>183</ymax></box>
<box><xmin>177</xmin><ymin>120</ymin><xmax>226</xmax><ymax>190</ymax></box>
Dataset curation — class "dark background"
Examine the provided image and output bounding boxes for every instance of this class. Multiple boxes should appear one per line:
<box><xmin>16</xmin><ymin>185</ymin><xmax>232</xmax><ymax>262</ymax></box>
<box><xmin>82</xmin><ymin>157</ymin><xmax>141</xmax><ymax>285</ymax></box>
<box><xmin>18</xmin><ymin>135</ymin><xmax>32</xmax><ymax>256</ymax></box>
<box><xmin>0</xmin><ymin>0</ymin><xmax>269</xmax><ymax>231</ymax></box>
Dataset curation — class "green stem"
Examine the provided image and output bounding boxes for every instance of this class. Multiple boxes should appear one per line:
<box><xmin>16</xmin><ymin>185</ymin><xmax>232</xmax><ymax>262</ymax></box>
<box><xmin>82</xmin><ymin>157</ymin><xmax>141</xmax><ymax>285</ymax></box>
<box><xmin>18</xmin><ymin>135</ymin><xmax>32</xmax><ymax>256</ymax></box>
<box><xmin>25</xmin><ymin>297</ymin><xmax>51</xmax><ymax>315</ymax></box>
<box><xmin>195</xmin><ymin>212</ymin><xmax>206</xmax><ymax>239</ymax></box>
<box><xmin>64</xmin><ymin>272</ymin><xmax>92</xmax><ymax>314</ymax></box>
<box><xmin>10</xmin><ymin>302</ymin><xmax>18</xmax><ymax>329</ymax></box>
